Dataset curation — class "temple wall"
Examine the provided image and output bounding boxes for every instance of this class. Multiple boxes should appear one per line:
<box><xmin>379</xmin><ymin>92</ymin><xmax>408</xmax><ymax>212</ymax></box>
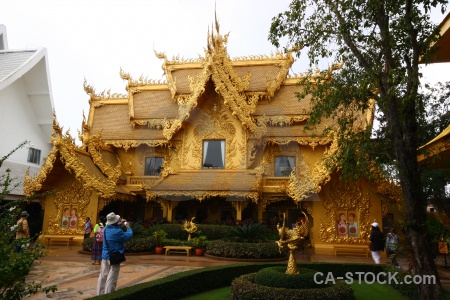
<box><xmin>180</xmin><ymin>93</ymin><xmax>247</xmax><ymax>170</ymax></box>
<box><xmin>312</xmin><ymin>175</ymin><xmax>384</xmax><ymax>256</ymax></box>
<box><xmin>40</xmin><ymin>170</ymin><xmax>99</xmax><ymax>246</ymax></box>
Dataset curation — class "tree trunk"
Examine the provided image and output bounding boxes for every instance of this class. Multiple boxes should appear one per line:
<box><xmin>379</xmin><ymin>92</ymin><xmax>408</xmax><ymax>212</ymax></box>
<box><xmin>393</xmin><ymin>117</ymin><xmax>441</xmax><ymax>299</ymax></box>
<box><xmin>405</xmin><ymin>228</ymin><xmax>441</xmax><ymax>298</ymax></box>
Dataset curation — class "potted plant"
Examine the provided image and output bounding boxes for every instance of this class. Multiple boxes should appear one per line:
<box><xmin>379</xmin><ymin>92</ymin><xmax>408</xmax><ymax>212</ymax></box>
<box><xmin>192</xmin><ymin>235</ymin><xmax>207</xmax><ymax>256</ymax></box>
<box><xmin>152</xmin><ymin>229</ymin><xmax>167</xmax><ymax>254</ymax></box>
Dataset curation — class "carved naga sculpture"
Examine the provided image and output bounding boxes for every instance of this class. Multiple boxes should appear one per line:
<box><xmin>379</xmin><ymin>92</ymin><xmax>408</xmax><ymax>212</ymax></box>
<box><xmin>277</xmin><ymin>212</ymin><xmax>310</xmax><ymax>274</ymax></box>
<box><xmin>182</xmin><ymin>217</ymin><xmax>198</xmax><ymax>240</ymax></box>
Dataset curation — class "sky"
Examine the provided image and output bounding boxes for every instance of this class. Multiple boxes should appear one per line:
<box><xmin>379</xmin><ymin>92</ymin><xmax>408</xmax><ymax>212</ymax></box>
<box><xmin>1</xmin><ymin>0</ymin><xmax>449</xmax><ymax>140</ymax></box>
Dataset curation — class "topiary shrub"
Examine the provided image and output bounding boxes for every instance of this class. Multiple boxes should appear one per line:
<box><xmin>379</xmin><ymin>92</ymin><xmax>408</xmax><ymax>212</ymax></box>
<box><xmin>82</xmin><ymin>237</ymin><xmax>94</xmax><ymax>251</ymax></box>
<box><xmin>124</xmin><ymin>237</ymin><xmax>153</xmax><ymax>253</ymax></box>
<box><xmin>231</xmin><ymin>273</ymin><xmax>355</xmax><ymax>300</ymax></box>
<box><xmin>254</xmin><ymin>267</ymin><xmax>322</xmax><ymax>289</ymax></box>
<box><xmin>206</xmin><ymin>240</ymin><xmax>286</xmax><ymax>259</ymax></box>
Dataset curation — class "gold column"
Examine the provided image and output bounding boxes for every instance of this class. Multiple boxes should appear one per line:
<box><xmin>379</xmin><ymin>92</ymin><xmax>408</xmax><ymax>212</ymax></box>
<box><xmin>159</xmin><ymin>200</ymin><xmax>179</xmax><ymax>222</ymax></box>
<box><xmin>231</xmin><ymin>201</ymin><xmax>248</xmax><ymax>221</ymax></box>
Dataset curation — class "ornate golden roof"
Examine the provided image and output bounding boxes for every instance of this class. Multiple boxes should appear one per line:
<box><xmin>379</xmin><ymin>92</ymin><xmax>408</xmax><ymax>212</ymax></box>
<box><xmin>146</xmin><ymin>170</ymin><xmax>261</xmax><ymax>202</ymax></box>
<box><xmin>24</xmin><ymin>117</ymin><xmax>124</xmax><ymax>199</ymax></box>
<box><xmin>83</xmin><ymin>20</ymin><xmax>296</xmax><ymax>148</ymax></box>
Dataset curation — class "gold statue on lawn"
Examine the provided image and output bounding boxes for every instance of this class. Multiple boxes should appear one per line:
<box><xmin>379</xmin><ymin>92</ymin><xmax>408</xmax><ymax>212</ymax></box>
<box><xmin>277</xmin><ymin>212</ymin><xmax>310</xmax><ymax>274</ymax></box>
<box><xmin>182</xmin><ymin>217</ymin><xmax>198</xmax><ymax>240</ymax></box>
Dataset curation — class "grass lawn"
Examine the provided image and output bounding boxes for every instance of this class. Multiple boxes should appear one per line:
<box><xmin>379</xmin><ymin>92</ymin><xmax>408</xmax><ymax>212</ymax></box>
<box><xmin>182</xmin><ymin>282</ymin><xmax>407</xmax><ymax>300</ymax></box>
<box><xmin>352</xmin><ymin>282</ymin><xmax>407</xmax><ymax>299</ymax></box>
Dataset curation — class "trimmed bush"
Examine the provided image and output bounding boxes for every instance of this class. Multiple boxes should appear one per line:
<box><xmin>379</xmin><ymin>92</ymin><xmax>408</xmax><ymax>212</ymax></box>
<box><xmin>124</xmin><ymin>237</ymin><xmax>153</xmax><ymax>253</ymax></box>
<box><xmin>85</xmin><ymin>263</ymin><xmax>413</xmax><ymax>300</ymax></box>
<box><xmin>82</xmin><ymin>237</ymin><xmax>153</xmax><ymax>253</ymax></box>
<box><xmin>206</xmin><ymin>240</ymin><xmax>286</xmax><ymax>259</ymax></box>
<box><xmin>231</xmin><ymin>273</ymin><xmax>355</xmax><ymax>300</ymax></box>
<box><xmin>82</xmin><ymin>237</ymin><xmax>94</xmax><ymax>251</ymax></box>
<box><xmin>87</xmin><ymin>263</ymin><xmax>273</xmax><ymax>300</ymax></box>
<box><xmin>254</xmin><ymin>267</ymin><xmax>322</xmax><ymax>289</ymax></box>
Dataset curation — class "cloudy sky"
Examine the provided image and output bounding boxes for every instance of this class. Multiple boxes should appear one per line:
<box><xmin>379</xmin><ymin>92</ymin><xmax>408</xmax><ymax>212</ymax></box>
<box><xmin>1</xmin><ymin>0</ymin><xmax>449</xmax><ymax>139</ymax></box>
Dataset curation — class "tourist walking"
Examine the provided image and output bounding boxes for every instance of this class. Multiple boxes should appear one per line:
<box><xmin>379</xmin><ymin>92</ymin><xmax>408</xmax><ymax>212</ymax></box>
<box><xmin>84</xmin><ymin>217</ymin><xmax>93</xmax><ymax>239</ymax></box>
<box><xmin>96</xmin><ymin>212</ymin><xmax>133</xmax><ymax>295</ymax></box>
<box><xmin>369</xmin><ymin>222</ymin><xmax>384</xmax><ymax>264</ymax></box>
<box><xmin>15</xmin><ymin>211</ymin><xmax>30</xmax><ymax>252</ymax></box>
<box><xmin>91</xmin><ymin>216</ymin><xmax>106</xmax><ymax>265</ymax></box>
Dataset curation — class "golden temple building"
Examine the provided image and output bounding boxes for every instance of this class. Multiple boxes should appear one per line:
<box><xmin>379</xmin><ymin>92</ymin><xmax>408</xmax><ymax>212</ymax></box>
<box><xmin>24</xmin><ymin>24</ymin><xmax>394</xmax><ymax>255</ymax></box>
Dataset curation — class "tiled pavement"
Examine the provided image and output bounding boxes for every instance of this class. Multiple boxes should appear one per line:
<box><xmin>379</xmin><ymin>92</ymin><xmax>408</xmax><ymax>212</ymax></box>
<box><xmin>25</xmin><ymin>245</ymin><xmax>450</xmax><ymax>299</ymax></box>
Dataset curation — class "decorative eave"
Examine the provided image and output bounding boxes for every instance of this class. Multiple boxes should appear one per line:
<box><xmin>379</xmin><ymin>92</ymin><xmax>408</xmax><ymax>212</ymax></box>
<box><xmin>276</xmin><ymin>142</ymin><xmax>334</xmax><ymax>202</ymax></box>
<box><xmin>145</xmin><ymin>169</ymin><xmax>262</xmax><ymax>203</ymax></box>
<box><xmin>271</xmin><ymin>132</ymin><xmax>336</xmax><ymax>203</ymax></box>
<box><xmin>146</xmin><ymin>190</ymin><xmax>259</xmax><ymax>203</ymax></box>
<box><xmin>162</xmin><ymin>65</ymin><xmax>211</xmax><ymax>140</ymax></box>
<box><xmin>103</xmin><ymin>140</ymin><xmax>169</xmax><ymax>152</ymax></box>
<box><xmin>264</xmin><ymin>136</ymin><xmax>332</xmax><ymax>149</ymax></box>
<box><xmin>24</xmin><ymin>118</ymin><xmax>121</xmax><ymax>198</ymax></box>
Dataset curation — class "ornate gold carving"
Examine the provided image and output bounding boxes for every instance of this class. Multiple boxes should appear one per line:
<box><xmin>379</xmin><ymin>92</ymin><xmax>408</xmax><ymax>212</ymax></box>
<box><xmin>182</xmin><ymin>217</ymin><xmax>198</xmax><ymax>240</ymax></box>
<box><xmin>131</xmin><ymin>119</ymin><xmax>172</xmax><ymax>129</ymax></box>
<box><xmin>255</xmin><ymin>115</ymin><xmax>310</xmax><ymax>126</ymax></box>
<box><xmin>83</xmin><ymin>79</ymin><xmax>128</xmax><ymax>101</ymax></box>
<box><xmin>25</xmin><ymin>119</ymin><xmax>118</xmax><ymax>199</ymax></box>
<box><xmin>47</xmin><ymin>179</ymin><xmax>92</xmax><ymax>235</ymax></box>
<box><xmin>260</xmin><ymin>195</ymin><xmax>290</xmax><ymax>210</ymax></box>
<box><xmin>104</xmin><ymin>140</ymin><xmax>168</xmax><ymax>151</ymax></box>
<box><xmin>277</xmin><ymin>212</ymin><xmax>309</xmax><ymax>274</ymax></box>
<box><xmin>286</xmin><ymin>153</ymin><xmax>318</xmax><ymax>202</ymax></box>
<box><xmin>265</xmin><ymin>136</ymin><xmax>332</xmax><ymax>148</ymax></box>
<box><xmin>310</xmin><ymin>135</ymin><xmax>338</xmax><ymax>190</ymax></box>
<box><xmin>208</xmin><ymin>30</ymin><xmax>256</xmax><ymax>132</ymax></box>
<box><xmin>86</xmin><ymin>134</ymin><xmax>122</xmax><ymax>182</ymax></box>
<box><xmin>318</xmin><ymin>182</ymin><xmax>371</xmax><ymax>244</ymax></box>
<box><xmin>146</xmin><ymin>190</ymin><xmax>259</xmax><ymax>203</ymax></box>
<box><xmin>162</xmin><ymin>66</ymin><xmax>211</xmax><ymax>140</ymax></box>
<box><xmin>121</xmin><ymin>67</ymin><xmax>167</xmax><ymax>88</ymax></box>
<box><xmin>231</xmin><ymin>200</ymin><xmax>249</xmax><ymax>211</ymax></box>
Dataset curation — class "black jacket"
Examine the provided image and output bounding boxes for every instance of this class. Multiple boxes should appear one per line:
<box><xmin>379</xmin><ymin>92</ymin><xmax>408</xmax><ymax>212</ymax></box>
<box><xmin>370</xmin><ymin>229</ymin><xmax>385</xmax><ymax>251</ymax></box>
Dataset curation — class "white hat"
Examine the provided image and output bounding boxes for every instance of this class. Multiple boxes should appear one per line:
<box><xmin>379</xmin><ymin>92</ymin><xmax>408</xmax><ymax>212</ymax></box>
<box><xmin>106</xmin><ymin>212</ymin><xmax>120</xmax><ymax>225</ymax></box>
<box><xmin>371</xmin><ymin>222</ymin><xmax>379</xmax><ymax>227</ymax></box>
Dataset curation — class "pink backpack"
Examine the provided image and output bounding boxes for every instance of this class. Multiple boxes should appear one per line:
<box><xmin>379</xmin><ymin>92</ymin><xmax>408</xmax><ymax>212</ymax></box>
<box><xmin>96</xmin><ymin>225</ymin><xmax>104</xmax><ymax>242</ymax></box>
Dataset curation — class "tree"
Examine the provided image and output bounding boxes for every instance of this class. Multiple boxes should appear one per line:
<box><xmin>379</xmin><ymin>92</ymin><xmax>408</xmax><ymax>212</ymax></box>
<box><xmin>0</xmin><ymin>142</ymin><xmax>56</xmax><ymax>299</ymax></box>
<box><xmin>269</xmin><ymin>1</ymin><xmax>448</xmax><ymax>298</ymax></box>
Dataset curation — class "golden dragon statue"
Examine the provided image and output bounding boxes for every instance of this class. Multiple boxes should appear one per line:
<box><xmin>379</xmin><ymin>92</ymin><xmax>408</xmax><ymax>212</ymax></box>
<box><xmin>277</xmin><ymin>212</ymin><xmax>310</xmax><ymax>274</ymax></box>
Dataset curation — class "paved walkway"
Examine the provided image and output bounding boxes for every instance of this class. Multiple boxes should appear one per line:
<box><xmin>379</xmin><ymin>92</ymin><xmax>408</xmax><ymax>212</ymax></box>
<box><xmin>25</xmin><ymin>245</ymin><xmax>450</xmax><ymax>299</ymax></box>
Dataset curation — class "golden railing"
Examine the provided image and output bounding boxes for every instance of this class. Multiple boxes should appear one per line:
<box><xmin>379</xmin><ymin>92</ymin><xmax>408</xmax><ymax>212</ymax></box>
<box><xmin>127</xmin><ymin>176</ymin><xmax>159</xmax><ymax>187</ymax></box>
<box><xmin>263</xmin><ymin>177</ymin><xmax>289</xmax><ymax>187</ymax></box>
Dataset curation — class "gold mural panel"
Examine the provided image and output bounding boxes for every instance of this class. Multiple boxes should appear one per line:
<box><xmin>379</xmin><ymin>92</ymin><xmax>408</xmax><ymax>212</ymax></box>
<box><xmin>47</xmin><ymin>179</ymin><xmax>92</xmax><ymax>235</ymax></box>
<box><xmin>319</xmin><ymin>182</ymin><xmax>371</xmax><ymax>244</ymax></box>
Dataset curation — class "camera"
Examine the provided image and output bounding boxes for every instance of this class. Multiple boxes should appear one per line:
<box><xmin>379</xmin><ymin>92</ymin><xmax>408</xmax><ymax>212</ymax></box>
<box><xmin>123</xmin><ymin>222</ymin><xmax>128</xmax><ymax>226</ymax></box>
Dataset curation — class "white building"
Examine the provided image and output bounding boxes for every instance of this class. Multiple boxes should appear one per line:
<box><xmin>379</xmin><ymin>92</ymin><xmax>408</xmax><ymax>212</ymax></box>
<box><xmin>0</xmin><ymin>24</ymin><xmax>54</xmax><ymax>199</ymax></box>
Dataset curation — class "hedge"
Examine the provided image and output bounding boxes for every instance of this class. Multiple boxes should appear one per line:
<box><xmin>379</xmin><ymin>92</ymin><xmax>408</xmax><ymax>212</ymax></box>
<box><xmin>82</xmin><ymin>237</ymin><xmax>153</xmax><ymax>253</ymax></box>
<box><xmin>231</xmin><ymin>273</ymin><xmax>355</xmax><ymax>300</ymax></box>
<box><xmin>206</xmin><ymin>240</ymin><xmax>285</xmax><ymax>259</ymax></box>
<box><xmin>85</xmin><ymin>262</ymin><xmax>413</xmax><ymax>300</ymax></box>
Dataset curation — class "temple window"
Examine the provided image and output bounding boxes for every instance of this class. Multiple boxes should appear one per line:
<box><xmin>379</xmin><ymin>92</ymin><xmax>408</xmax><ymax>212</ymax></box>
<box><xmin>274</xmin><ymin>156</ymin><xmax>295</xmax><ymax>176</ymax></box>
<box><xmin>144</xmin><ymin>157</ymin><xmax>164</xmax><ymax>176</ymax></box>
<box><xmin>27</xmin><ymin>148</ymin><xmax>41</xmax><ymax>164</ymax></box>
<box><xmin>202</xmin><ymin>140</ymin><xmax>225</xmax><ymax>169</ymax></box>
